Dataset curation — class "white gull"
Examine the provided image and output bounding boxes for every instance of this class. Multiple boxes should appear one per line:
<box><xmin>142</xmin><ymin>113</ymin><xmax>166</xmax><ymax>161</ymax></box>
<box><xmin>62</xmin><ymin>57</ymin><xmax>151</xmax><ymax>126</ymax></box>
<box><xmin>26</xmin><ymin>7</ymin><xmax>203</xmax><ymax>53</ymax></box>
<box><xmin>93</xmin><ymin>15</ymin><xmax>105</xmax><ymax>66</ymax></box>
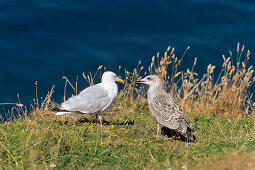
<box><xmin>52</xmin><ymin>71</ymin><xmax>124</xmax><ymax>126</ymax></box>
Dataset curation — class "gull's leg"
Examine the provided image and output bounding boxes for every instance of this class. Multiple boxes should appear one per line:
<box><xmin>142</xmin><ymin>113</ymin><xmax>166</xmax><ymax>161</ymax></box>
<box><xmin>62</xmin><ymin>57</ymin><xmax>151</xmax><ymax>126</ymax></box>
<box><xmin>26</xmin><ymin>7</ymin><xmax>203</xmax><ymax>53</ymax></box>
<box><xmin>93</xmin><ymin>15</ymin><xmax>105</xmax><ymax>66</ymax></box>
<box><xmin>156</xmin><ymin>123</ymin><xmax>160</xmax><ymax>138</ymax></box>
<box><xmin>98</xmin><ymin>113</ymin><xmax>103</xmax><ymax>127</ymax></box>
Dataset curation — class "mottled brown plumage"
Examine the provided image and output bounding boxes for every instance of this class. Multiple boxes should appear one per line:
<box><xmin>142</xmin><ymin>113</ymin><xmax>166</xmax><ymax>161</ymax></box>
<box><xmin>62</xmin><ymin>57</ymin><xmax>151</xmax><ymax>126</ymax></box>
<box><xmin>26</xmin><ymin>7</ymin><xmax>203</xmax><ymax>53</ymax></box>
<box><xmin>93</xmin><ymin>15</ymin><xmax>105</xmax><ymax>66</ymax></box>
<box><xmin>137</xmin><ymin>75</ymin><xmax>196</xmax><ymax>142</ymax></box>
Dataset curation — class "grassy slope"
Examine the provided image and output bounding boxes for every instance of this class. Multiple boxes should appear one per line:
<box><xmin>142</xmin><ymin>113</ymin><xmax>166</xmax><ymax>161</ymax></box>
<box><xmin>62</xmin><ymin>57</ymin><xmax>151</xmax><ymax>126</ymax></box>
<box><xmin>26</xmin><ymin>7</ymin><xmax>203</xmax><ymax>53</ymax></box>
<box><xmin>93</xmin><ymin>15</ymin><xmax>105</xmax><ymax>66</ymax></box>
<box><xmin>0</xmin><ymin>99</ymin><xmax>255</xmax><ymax>169</ymax></box>
<box><xmin>198</xmin><ymin>151</ymin><xmax>255</xmax><ymax>170</ymax></box>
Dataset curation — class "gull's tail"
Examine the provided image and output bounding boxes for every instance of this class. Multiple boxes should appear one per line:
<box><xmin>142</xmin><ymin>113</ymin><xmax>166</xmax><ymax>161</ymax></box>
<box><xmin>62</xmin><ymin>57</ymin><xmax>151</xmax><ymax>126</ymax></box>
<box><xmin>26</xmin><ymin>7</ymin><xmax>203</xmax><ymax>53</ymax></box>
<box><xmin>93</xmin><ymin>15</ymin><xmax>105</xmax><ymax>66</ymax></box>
<box><xmin>55</xmin><ymin>112</ymin><xmax>70</xmax><ymax>116</ymax></box>
<box><xmin>51</xmin><ymin>107</ymin><xmax>71</xmax><ymax>116</ymax></box>
<box><xmin>187</xmin><ymin>127</ymin><xmax>197</xmax><ymax>143</ymax></box>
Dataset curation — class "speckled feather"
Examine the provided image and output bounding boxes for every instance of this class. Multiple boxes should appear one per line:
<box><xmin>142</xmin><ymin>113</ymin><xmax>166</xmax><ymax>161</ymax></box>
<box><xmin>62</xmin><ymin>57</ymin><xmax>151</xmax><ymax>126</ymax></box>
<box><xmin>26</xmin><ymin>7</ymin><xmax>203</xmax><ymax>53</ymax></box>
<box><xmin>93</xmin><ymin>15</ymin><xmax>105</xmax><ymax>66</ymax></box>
<box><xmin>148</xmin><ymin>91</ymin><xmax>192</xmax><ymax>136</ymax></box>
<box><xmin>138</xmin><ymin>75</ymin><xmax>196</xmax><ymax>140</ymax></box>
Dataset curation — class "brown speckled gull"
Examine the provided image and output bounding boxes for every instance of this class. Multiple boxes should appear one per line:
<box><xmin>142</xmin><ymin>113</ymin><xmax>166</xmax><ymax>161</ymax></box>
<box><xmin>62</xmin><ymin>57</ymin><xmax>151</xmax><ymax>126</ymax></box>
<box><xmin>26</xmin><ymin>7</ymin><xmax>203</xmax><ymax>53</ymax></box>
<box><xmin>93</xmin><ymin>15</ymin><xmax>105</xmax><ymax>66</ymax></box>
<box><xmin>137</xmin><ymin>75</ymin><xmax>196</xmax><ymax>142</ymax></box>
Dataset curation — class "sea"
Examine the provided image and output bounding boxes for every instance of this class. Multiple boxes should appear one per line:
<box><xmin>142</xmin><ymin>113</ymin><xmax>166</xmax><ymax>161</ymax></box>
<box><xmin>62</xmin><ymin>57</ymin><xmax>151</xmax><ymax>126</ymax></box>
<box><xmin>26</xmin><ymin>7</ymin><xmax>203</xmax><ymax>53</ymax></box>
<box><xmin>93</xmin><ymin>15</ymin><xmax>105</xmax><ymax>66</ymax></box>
<box><xmin>0</xmin><ymin>0</ymin><xmax>255</xmax><ymax>118</ymax></box>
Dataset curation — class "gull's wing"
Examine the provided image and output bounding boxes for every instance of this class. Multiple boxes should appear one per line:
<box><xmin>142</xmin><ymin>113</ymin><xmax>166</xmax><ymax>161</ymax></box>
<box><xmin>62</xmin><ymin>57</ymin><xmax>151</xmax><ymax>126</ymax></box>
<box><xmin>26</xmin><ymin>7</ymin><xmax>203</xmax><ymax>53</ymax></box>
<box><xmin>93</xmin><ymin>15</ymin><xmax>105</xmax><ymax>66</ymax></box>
<box><xmin>150</xmin><ymin>93</ymin><xmax>191</xmax><ymax>135</ymax></box>
<box><xmin>60</xmin><ymin>83</ymin><xmax>110</xmax><ymax>113</ymax></box>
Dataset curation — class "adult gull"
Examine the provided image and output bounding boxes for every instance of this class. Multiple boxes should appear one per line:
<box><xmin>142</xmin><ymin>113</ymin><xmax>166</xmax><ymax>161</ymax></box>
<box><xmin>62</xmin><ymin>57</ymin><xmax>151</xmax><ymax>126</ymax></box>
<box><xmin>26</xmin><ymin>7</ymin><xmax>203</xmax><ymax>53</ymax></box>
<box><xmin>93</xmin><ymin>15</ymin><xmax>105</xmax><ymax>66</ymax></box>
<box><xmin>137</xmin><ymin>75</ymin><xmax>196</xmax><ymax>142</ymax></box>
<box><xmin>52</xmin><ymin>71</ymin><xmax>124</xmax><ymax>126</ymax></box>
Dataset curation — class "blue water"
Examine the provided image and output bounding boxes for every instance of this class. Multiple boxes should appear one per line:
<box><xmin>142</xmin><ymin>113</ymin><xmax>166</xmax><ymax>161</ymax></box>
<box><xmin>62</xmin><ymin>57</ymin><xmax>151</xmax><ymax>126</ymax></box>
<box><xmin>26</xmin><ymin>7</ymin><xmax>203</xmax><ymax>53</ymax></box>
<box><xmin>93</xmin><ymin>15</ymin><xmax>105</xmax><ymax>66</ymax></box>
<box><xmin>0</xmin><ymin>0</ymin><xmax>255</xmax><ymax>114</ymax></box>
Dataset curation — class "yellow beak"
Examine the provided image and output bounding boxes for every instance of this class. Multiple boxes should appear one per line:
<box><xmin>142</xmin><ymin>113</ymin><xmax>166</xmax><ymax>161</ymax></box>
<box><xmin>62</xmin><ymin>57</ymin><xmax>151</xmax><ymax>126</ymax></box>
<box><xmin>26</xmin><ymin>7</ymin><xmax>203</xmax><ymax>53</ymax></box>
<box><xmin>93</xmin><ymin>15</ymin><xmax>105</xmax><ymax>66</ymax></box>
<box><xmin>117</xmin><ymin>78</ymin><xmax>124</xmax><ymax>84</ymax></box>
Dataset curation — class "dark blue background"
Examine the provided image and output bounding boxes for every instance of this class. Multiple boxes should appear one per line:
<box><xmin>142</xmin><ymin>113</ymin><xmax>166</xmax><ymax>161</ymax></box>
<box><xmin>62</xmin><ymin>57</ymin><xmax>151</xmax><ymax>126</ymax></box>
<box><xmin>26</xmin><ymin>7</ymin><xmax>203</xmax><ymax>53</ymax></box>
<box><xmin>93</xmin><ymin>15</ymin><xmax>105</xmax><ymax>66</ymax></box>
<box><xmin>0</xmin><ymin>0</ymin><xmax>254</xmax><ymax>113</ymax></box>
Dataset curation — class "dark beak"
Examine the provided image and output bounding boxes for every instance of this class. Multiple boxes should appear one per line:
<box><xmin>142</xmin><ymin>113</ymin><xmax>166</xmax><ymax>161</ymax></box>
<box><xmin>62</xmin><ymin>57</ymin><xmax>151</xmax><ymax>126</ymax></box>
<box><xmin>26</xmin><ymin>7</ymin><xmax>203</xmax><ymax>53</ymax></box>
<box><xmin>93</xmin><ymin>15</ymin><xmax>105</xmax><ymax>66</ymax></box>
<box><xmin>136</xmin><ymin>79</ymin><xmax>145</xmax><ymax>84</ymax></box>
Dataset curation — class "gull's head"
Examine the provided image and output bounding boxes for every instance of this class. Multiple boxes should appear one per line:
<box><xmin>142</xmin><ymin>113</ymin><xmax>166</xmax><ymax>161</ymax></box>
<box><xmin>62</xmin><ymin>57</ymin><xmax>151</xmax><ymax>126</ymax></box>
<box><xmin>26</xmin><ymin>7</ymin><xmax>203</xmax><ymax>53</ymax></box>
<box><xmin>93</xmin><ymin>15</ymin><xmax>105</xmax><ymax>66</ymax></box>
<box><xmin>102</xmin><ymin>71</ymin><xmax>124</xmax><ymax>84</ymax></box>
<box><xmin>137</xmin><ymin>75</ymin><xmax>162</xmax><ymax>86</ymax></box>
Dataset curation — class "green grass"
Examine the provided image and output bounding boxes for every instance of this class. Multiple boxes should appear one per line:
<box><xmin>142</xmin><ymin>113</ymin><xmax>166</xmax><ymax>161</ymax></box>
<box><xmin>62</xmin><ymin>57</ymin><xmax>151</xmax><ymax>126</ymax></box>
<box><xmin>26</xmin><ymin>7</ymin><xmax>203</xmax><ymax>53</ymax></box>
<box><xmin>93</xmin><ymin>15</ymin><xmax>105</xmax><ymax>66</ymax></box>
<box><xmin>0</xmin><ymin>99</ymin><xmax>255</xmax><ymax>169</ymax></box>
<box><xmin>1</xmin><ymin>43</ymin><xmax>254</xmax><ymax>169</ymax></box>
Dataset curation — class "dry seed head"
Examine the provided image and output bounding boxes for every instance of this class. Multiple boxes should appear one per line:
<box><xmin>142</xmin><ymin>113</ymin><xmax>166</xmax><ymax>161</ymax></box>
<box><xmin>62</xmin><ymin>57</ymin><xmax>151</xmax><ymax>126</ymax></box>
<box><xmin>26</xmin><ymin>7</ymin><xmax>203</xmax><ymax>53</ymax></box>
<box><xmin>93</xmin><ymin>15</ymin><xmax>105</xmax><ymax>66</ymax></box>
<box><xmin>247</xmin><ymin>50</ymin><xmax>250</xmax><ymax>57</ymax></box>
<box><xmin>194</xmin><ymin>57</ymin><xmax>197</xmax><ymax>66</ymax></box>
<box><xmin>207</xmin><ymin>64</ymin><xmax>211</xmax><ymax>72</ymax></box>
<box><xmin>242</xmin><ymin>62</ymin><xmax>246</xmax><ymax>68</ymax></box>
<box><xmin>248</xmin><ymin>66</ymin><xmax>253</xmax><ymax>71</ymax></box>
<box><xmin>230</xmin><ymin>66</ymin><xmax>235</xmax><ymax>73</ymax></box>
<box><xmin>229</xmin><ymin>51</ymin><xmax>232</xmax><ymax>56</ymax></box>
<box><xmin>157</xmin><ymin>52</ymin><xmax>159</xmax><ymax>58</ymax></box>
<box><xmin>167</xmin><ymin>46</ymin><xmax>171</xmax><ymax>51</ymax></box>
<box><xmin>171</xmin><ymin>47</ymin><xmax>175</xmax><ymax>54</ymax></box>
<box><xmin>98</xmin><ymin>65</ymin><xmax>103</xmax><ymax>70</ymax></box>
<box><xmin>241</xmin><ymin>45</ymin><xmax>245</xmax><ymax>52</ymax></box>
<box><xmin>152</xmin><ymin>56</ymin><xmax>155</xmax><ymax>63</ymax></box>
<box><xmin>140</xmin><ymin>66</ymin><xmax>144</xmax><ymax>71</ymax></box>
<box><xmin>175</xmin><ymin>72</ymin><xmax>181</xmax><ymax>78</ymax></box>
<box><xmin>237</xmin><ymin>42</ymin><xmax>240</xmax><ymax>52</ymax></box>
<box><xmin>150</xmin><ymin>62</ymin><xmax>153</xmax><ymax>68</ymax></box>
<box><xmin>134</xmin><ymin>68</ymin><xmax>137</xmax><ymax>74</ymax></box>
<box><xmin>119</xmin><ymin>65</ymin><xmax>121</xmax><ymax>70</ymax></box>
<box><xmin>139</xmin><ymin>61</ymin><xmax>141</xmax><ymax>65</ymax></box>
<box><xmin>164</xmin><ymin>52</ymin><xmax>167</xmax><ymax>58</ymax></box>
<box><xmin>222</xmin><ymin>55</ymin><xmax>226</xmax><ymax>60</ymax></box>
<box><xmin>187</xmin><ymin>46</ymin><xmax>190</xmax><ymax>50</ymax></box>
<box><xmin>187</xmin><ymin>68</ymin><xmax>191</xmax><ymax>74</ymax></box>
<box><xmin>227</xmin><ymin>62</ymin><xmax>231</xmax><ymax>70</ymax></box>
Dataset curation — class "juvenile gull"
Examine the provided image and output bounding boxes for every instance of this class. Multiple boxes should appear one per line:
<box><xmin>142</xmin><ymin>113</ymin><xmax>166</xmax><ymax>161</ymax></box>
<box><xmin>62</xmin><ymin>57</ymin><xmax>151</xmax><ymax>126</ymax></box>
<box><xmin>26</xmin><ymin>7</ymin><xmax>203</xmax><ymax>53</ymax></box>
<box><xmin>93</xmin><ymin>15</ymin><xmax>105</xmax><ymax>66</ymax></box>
<box><xmin>52</xmin><ymin>71</ymin><xmax>124</xmax><ymax>126</ymax></box>
<box><xmin>137</xmin><ymin>75</ymin><xmax>196</xmax><ymax>142</ymax></box>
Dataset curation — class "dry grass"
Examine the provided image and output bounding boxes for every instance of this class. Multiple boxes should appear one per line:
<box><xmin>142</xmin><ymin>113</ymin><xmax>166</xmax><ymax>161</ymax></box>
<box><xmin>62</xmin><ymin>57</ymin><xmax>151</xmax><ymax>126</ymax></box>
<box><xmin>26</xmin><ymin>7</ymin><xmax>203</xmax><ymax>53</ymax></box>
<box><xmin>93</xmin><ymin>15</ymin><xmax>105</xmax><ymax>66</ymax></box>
<box><xmin>5</xmin><ymin>43</ymin><xmax>252</xmax><ymax>122</ymax></box>
<box><xmin>1</xmin><ymin>43</ymin><xmax>255</xmax><ymax>169</ymax></box>
<box><xmin>120</xmin><ymin>43</ymin><xmax>255</xmax><ymax>117</ymax></box>
<box><xmin>23</xmin><ymin>43</ymin><xmax>254</xmax><ymax>120</ymax></box>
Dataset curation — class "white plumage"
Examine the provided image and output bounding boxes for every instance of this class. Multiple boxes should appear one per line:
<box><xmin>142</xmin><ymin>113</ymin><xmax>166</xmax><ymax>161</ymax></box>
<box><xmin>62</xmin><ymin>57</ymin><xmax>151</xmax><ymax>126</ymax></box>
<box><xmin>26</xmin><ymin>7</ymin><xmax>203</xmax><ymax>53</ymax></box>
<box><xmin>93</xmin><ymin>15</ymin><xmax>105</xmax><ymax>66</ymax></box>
<box><xmin>53</xmin><ymin>71</ymin><xmax>124</xmax><ymax>126</ymax></box>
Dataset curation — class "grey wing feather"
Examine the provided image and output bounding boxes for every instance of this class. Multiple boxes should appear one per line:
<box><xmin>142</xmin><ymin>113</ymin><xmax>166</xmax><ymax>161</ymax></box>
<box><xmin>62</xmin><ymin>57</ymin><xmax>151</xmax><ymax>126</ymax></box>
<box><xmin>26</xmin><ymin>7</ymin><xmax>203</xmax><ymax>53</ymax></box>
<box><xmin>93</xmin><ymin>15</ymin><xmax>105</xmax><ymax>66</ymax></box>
<box><xmin>60</xmin><ymin>84</ymin><xmax>110</xmax><ymax>113</ymax></box>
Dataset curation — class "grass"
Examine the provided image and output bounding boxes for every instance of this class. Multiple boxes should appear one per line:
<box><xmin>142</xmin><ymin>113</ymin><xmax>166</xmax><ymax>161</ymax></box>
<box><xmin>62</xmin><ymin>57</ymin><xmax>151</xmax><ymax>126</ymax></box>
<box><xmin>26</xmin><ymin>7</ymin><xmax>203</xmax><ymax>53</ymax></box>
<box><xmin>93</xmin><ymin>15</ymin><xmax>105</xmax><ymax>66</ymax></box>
<box><xmin>0</xmin><ymin>101</ymin><xmax>255</xmax><ymax>169</ymax></box>
<box><xmin>0</xmin><ymin>43</ymin><xmax>255</xmax><ymax>169</ymax></box>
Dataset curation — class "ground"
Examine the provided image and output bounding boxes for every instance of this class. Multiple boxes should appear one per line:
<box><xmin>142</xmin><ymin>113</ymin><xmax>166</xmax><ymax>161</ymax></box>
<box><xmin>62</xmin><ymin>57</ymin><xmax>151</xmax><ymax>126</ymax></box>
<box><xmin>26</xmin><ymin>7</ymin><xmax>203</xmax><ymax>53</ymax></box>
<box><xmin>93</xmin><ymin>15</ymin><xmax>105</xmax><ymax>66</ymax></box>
<box><xmin>0</xmin><ymin>99</ymin><xmax>255</xmax><ymax>169</ymax></box>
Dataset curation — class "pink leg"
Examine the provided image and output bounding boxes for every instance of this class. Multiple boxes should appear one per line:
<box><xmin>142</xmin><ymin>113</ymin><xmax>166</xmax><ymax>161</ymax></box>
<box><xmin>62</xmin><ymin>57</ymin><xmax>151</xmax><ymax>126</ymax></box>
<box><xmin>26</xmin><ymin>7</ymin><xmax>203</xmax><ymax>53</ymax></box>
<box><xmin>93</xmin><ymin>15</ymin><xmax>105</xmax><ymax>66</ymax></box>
<box><xmin>98</xmin><ymin>114</ymin><xmax>103</xmax><ymax>127</ymax></box>
<box><xmin>156</xmin><ymin>123</ymin><xmax>160</xmax><ymax>138</ymax></box>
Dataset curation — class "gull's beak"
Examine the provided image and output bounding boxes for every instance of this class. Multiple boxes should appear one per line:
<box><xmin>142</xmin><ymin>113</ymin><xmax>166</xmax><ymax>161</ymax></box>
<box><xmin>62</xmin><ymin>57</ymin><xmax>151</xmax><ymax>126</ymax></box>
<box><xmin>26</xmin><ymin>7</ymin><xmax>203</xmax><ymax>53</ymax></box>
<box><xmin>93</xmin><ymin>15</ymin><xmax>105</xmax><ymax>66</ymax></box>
<box><xmin>136</xmin><ymin>78</ymin><xmax>146</xmax><ymax>84</ymax></box>
<box><xmin>116</xmin><ymin>77</ymin><xmax>124</xmax><ymax>84</ymax></box>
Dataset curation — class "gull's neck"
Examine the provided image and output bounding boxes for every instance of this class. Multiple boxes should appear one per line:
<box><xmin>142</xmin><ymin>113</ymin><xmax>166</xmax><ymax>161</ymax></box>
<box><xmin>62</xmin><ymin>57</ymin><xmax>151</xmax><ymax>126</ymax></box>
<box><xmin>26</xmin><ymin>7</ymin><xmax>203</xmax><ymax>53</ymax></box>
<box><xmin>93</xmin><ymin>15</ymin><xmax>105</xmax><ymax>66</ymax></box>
<box><xmin>148</xmin><ymin>82</ymin><xmax>164</xmax><ymax>98</ymax></box>
<box><xmin>101</xmin><ymin>81</ymin><xmax>117</xmax><ymax>90</ymax></box>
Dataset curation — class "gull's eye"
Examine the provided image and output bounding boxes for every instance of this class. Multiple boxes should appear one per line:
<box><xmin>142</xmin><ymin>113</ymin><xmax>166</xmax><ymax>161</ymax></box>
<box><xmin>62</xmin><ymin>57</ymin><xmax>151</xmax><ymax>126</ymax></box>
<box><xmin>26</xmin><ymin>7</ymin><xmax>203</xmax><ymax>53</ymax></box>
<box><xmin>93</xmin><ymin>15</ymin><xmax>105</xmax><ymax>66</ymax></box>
<box><xmin>147</xmin><ymin>77</ymin><xmax>151</xmax><ymax>80</ymax></box>
<box><xmin>113</xmin><ymin>75</ymin><xmax>117</xmax><ymax>78</ymax></box>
